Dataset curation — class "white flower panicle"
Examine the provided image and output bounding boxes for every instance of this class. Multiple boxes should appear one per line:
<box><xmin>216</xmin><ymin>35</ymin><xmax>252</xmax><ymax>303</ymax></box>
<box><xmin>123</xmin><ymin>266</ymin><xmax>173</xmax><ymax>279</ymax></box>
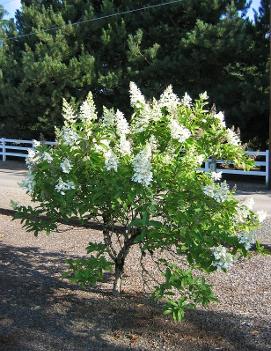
<box><xmin>119</xmin><ymin>136</ymin><xmax>131</xmax><ymax>156</ymax></box>
<box><xmin>32</xmin><ymin>140</ymin><xmax>41</xmax><ymax>148</ymax></box>
<box><xmin>63</xmin><ymin>99</ymin><xmax>76</xmax><ymax>123</ymax></box>
<box><xmin>26</xmin><ymin>148</ymin><xmax>37</xmax><ymax>166</ymax></box>
<box><xmin>79</xmin><ymin>92</ymin><xmax>97</xmax><ymax>121</ymax></box>
<box><xmin>211</xmin><ymin>171</ymin><xmax>222</xmax><ymax>181</ymax></box>
<box><xmin>116</xmin><ymin>110</ymin><xmax>129</xmax><ymax>136</ymax></box>
<box><xmin>257</xmin><ymin>210</ymin><xmax>267</xmax><ymax>223</ymax></box>
<box><xmin>148</xmin><ymin>135</ymin><xmax>158</xmax><ymax>151</ymax></box>
<box><xmin>181</xmin><ymin>92</ymin><xmax>192</xmax><ymax>107</ymax></box>
<box><xmin>61</xmin><ymin>127</ymin><xmax>79</xmax><ymax>145</ymax></box>
<box><xmin>132</xmin><ymin>103</ymin><xmax>160</xmax><ymax>133</ymax></box>
<box><xmin>159</xmin><ymin>85</ymin><xmax>180</xmax><ymax>111</ymax></box>
<box><xmin>60</xmin><ymin>158</ymin><xmax>72</xmax><ymax>174</ymax></box>
<box><xmin>202</xmin><ymin>181</ymin><xmax>229</xmax><ymax>203</ymax></box>
<box><xmin>235</xmin><ymin>197</ymin><xmax>255</xmax><ymax>224</ymax></box>
<box><xmin>42</xmin><ymin>152</ymin><xmax>53</xmax><ymax>163</ymax></box>
<box><xmin>170</xmin><ymin>119</ymin><xmax>191</xmax><ymax>143</ymax></box>
<box><xmin>211</xmin><ymin>245</ymin><xmax>234</xmax><ymax>270</ymax></box>
<box><xmin>26</xmin><ymin>148</ymin><xmax>53</xmax><ymax>166</ymax></box>
<box><xmin>132</xmin><ymin>113</ymin><xmax>150</xmax><ymax>133</ymax></box>
<box><xmin>113</xmin><ymin>110</ymin><xmax>131</xmax><ymax>155</ymax></box>
<box><xmin>19</xmin><ymin>171</ymin><xmax>35</xmax><ymax>194</ymax></box>
<box><xmin>129</xmin><ymin>82</ymin><xmax>145</xmax><ymax>107</ymax></box>
<box><xmin>102</xmin><ymin>107</ymin><xmax>116</xmax><ymax>127</ymax></box>
<box><xmin>132</xmin><ymin>143</ymin><xmax>153</xmax><ymax>187</ymax></box>
<box><xmin>199</xmin><ymin>91</ymin><xmax>209</xmax><ymax>100</ymax></box>
<box><xmin>214</xmin><ymin>111</ymin><xmax>226</xmax><ymax>128</ymax></box>
<box><xmin>104</xmin><ymin>149</ymin><xmax>118</xmax><ymax>172</ymax></box>
<box><xmin>196</xmin><ymin>154</ymin><xmax>205</xmax><ymax>165</ymax></box>
<box><xmin>234</xmin><ymin>204</ymin><xmax>250</xmax><ymax>224</ymax></box>
<box><xmin>55</xmin><ymin>178</ymin><xmax>75</xmax><ymax>195</ymax></box>
<box><xmin>238</xmin><ymin>233</ymin><xmax>256</xmax><ymax>250</ymax></box>
<box><xmin>227</xmin><ymin>129</ymin><xmax>240</xmax><ymax>145</ymax></box>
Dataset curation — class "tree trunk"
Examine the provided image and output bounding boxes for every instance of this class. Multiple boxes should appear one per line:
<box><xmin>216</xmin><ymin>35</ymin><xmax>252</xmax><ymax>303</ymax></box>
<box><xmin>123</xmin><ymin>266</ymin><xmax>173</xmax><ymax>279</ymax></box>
<box><xmin>113</xmin><ymin>261</ymin><xmax>124</xmax><ymax>294</ymax></box>
<box><xmin>101</xmin><ymin>216</ymin><xmax>140</xmax><ymax>294</ymax></box>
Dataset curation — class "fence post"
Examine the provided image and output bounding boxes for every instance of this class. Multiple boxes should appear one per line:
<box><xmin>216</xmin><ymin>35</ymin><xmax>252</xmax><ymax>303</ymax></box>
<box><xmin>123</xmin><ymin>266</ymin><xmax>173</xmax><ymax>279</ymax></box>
<box><xmin>209</xmin><ymin>158</ymin><xmax>217</xmax><ymax>172</ymax></box>
<box><xmin>1</xmin><ymin>138</ymin><xmax>6</xmax><ymax>162</ymax></box>
<box><xmin>266</xmin><ymin>150</ymin><xmax>270</xmax><ymax>188</ymax></box>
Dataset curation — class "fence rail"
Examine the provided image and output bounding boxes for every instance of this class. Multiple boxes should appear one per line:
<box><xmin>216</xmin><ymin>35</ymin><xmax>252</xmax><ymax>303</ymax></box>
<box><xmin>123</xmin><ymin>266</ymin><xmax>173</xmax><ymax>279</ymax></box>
<box><xmin>0</xmin><ymin>138</ymin><xmax>55</xmax><ymax>161</ymax></box>
<box><xmin>202</xmin><ymin>150</ymin><xmax>269</xmax><ymax>186</ymax></box>
<box><xmin>0</xmin><ymin>137</ymin><xmax>269</xmax><ymax>186</ymax></box>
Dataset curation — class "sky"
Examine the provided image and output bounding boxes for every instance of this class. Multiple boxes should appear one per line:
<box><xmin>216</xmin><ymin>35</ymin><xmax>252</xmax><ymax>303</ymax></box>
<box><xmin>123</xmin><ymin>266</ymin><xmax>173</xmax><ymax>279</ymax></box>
<box><xmin>0</xmin><ymin>0</ymin><xmax>263</xmax><ymax>20</ymax></box>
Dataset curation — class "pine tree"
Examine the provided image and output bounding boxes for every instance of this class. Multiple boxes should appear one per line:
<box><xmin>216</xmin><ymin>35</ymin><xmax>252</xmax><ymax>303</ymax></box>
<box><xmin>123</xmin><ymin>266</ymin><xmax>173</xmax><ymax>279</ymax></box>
<box><xmin>0</xmin><ymin>0</ymin><xmax>268</xmax><ymax>146</ymax></box>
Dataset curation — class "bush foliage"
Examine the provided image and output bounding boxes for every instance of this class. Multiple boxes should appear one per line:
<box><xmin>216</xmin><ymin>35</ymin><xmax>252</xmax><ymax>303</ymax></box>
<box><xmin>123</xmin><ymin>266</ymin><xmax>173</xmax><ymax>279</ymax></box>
<box><xmin>14</xmin><ymin>84</ymin><xmax>264</xmax><ymax>320</ymax></box>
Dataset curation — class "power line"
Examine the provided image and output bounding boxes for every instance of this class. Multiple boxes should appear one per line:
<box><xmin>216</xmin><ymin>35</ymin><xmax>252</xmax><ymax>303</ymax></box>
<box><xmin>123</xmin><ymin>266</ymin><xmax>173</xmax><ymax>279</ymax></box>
<box><xmin>3</xmin><ymin>0</ymin><xmax>183</xmax><ymax>41</ymax></box>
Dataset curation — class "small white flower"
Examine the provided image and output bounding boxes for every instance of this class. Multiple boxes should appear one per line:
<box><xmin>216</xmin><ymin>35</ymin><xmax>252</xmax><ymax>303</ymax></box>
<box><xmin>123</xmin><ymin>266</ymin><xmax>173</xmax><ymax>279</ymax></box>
<box><xmin>181</xmin><ymin>92</ymin><xmax>192</xmax><ymax>107</ymax></box>
<box><xmin>257</xmin><ymin>210</ymin><xmax>267</xmax><ymax>223</ymax></box>
<box><xmin>149</xmin><ymin>135</ymin><xmax>158</xmax><ymax>151</ymax></box>
<box><xmin>27</xmin><ymin>148</ymin><xmax>36</xmax><ymax>162</ymax></box>
<box><xmin>62</xmin><ymin>127</ymin><xmax>79</xmax><ymax>145</ymax></box>
<box><xmin>119</xmin><ymin>136</ymin><xmax>131</xmax><ymax>155</ymax></box>
<box><xmin>199</xmin><ymin>91</ymin><xmax>209</xmax><ymax>100</ymax></box>
<box><xmin>32</xmin><ymin>140</ymin><xmax>41</xmax><ymax>148</ymax></box>
<box><xmin>196</xmin><ymin>154</ymin><xmax>205</xmax><ymax>164</ymax></box>
<box><xmin>129</xmin><ymin>82</ymin><xmax>145</xmax><ymax>107</ymax></box>
<box><xmin>170</xmin><ymin>119</ymin><xmax>191</xmax><ymax>143</ymax></box>
<box><xmin>227</xmin><ymin>129</ymin><xmax>240</xmax><ymax>146</ymax></box>
<box><xmin>202</xmin><ymin>181</ymin><xmax>229</xmax><ymax>203</ymax></box>
<box><xmin>61</xmin><ymin>158</ymin><xmax>72</xmax><ymax>174</ymax></box>
<box><xmin>41</xmin><ymin>152</ymin><xmax>53</xmax><ymax>163</ymax></box>
<box><xmin>211</xmin><ymin>171</ymin><xmax>222</xmax><ymax>181</ymax></box>
<box><xmin>238</xmin><ymin>233</ymin><xmax>256</xmax><ymax>250</ymax></box>
<box><xmin>104</xmin><ymin>149</ymin><xmax>118</xmax><ymax>172</ymax></box>
<box><xmin>211</xmin><ymin>245</ymin><xmax>234</xmax><ymax>270</ymax></box>
<box><xmin>19</xmin><ymin>171</ymin><xmax>35</xmax><ymax>194</ymax></box>
<box><xmin>214</xmin><ymin>111</ymin><xmax>226</xmax><ymax>128</ymax></box>
<box><xmin>94</xmin><ymin>138</ymin><xmax>110</xmax><ymax>153</ymax></box>
<box><xmin>202</xmin><ymin>185</ymin><xmax>215</xmax><ymax>198</ymax></box>
<box><xmin>132</xmin><ymin>143</ymin><xmax>153</xmax><ymax>187</ymax></box>
<box><xmin>163</xmin><ymin>154</ymin><xmax>173</xmax><ymax>164</ymax></box>
<box><xmin>234</xmin><ymin>204</ymin><xmax>250</xmax><ymax>224</ymax></box>
<box><xmin>55</xmin><ymin>178</ymin><xmax>75</xmax><ymax>195</ymax></box>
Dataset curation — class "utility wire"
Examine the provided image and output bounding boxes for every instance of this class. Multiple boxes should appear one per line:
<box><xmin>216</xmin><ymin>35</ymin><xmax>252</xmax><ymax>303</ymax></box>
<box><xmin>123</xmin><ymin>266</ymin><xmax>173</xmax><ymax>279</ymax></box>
<box><xmin>3</xmin><ymin>0</ymin><xmax>182</xmax><ymax>41</ymax></box>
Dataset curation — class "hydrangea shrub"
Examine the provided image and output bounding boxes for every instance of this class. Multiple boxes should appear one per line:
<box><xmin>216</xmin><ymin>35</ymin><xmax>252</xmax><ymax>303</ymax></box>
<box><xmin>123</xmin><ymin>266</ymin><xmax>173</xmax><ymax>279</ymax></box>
<box><xmin>15</xmin><ymin>83</ymin><xmax>265</xmax><ymax>321</ymax></box>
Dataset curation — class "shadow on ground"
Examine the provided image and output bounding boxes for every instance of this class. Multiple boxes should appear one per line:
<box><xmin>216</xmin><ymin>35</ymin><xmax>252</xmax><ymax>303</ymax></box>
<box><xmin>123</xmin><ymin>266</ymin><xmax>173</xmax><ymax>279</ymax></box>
<box><xmin>0</xmin><ymin>244</ymin><xmax>270</xmax><ymax>351</ymax></box>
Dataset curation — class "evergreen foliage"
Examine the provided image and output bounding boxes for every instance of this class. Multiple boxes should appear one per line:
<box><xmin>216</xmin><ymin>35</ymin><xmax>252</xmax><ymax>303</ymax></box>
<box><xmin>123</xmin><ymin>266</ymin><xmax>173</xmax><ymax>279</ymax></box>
<box><xmin>0</xmin><ymin>0</ymin><xmax>269</xmax><ymax>146</ymax></box>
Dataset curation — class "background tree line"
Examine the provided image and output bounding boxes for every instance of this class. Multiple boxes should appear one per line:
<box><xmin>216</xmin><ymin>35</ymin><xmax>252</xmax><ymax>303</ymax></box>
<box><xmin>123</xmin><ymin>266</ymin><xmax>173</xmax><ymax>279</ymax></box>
<box><xmin>0</xmin><ymin>0</ymin><xmax>269</xmax><ymax>148</ymax></box>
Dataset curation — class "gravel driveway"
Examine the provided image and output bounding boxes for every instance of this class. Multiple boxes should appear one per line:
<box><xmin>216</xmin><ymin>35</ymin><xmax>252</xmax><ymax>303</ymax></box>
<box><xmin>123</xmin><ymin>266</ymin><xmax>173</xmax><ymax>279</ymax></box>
<box><xmin>0</xmin><ymin>213</ymin><xmax>271</xmax><ymax>351</ymax></box>
<box><xmin>0</xmin><ymin>161</ymin><xmax>271</xmax><ymax>350</ymax></box>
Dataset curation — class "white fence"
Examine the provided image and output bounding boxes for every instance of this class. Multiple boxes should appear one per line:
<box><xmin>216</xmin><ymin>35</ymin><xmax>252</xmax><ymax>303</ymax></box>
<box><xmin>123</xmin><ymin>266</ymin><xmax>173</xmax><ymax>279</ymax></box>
<box><xmin>204</xmin><ymin>150</ymin><xmax>270</xmax><ymax>186</ymax></box>
<box><xmin>0</xmin><ymin>138</ymin><xmax>55</xmax><ymax>161</ymax></box>
<box><xmin>0</xmin><ymin>137</ymin><xmax>270</xmax><ymax>185</ymax></box>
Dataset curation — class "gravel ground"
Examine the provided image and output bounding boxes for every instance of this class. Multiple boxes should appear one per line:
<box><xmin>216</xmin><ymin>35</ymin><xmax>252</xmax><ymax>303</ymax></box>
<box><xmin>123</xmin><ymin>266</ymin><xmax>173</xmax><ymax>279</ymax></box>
<box><xmin>0</xmin><ymin>210</ymin><xmax>271</xmax><ymax>351</ymax></box>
